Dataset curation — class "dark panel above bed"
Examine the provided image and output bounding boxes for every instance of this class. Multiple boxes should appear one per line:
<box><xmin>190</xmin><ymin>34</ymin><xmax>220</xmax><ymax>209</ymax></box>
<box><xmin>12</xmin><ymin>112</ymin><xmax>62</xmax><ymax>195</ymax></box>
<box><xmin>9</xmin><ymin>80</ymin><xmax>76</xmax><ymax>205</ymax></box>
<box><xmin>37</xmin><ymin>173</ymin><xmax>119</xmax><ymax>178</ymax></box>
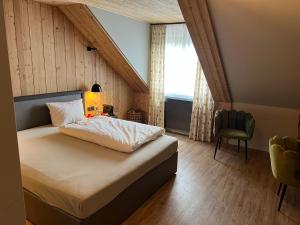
<box><xmin>14</xmin><ymin>91</ymin><xmax>83</xmax><ymax>131</ymax></box>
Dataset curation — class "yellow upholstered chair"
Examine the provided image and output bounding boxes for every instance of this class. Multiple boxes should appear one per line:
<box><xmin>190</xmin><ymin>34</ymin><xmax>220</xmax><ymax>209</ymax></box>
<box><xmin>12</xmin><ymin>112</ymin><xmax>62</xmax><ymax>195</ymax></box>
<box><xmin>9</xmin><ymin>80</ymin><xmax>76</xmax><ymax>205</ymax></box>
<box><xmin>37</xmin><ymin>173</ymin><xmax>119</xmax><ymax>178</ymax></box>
<box><xmin>269</xmin><ymin>136</ymin><xmax>300</xmax><ymax>211</ymax></box>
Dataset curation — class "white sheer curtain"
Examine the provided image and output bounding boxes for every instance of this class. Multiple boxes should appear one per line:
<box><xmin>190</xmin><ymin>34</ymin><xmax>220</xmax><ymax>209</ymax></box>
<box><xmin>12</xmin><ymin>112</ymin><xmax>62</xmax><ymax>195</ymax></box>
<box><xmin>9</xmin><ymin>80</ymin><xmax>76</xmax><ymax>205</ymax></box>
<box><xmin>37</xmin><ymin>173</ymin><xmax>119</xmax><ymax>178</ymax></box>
<box><xmin>164</xmin><ymin>24</ymin><xmax>214</xmax><ymax>142</ymax></box>
<box><xmin>149</xmin><ymin>24</ymin><xmax>214</xmax><ymax>139</ymax></box>
<box><xmin>164</xmin><ymin>24</ymin><xmax>198</xmax><ymax>99</ymax></box>
<box><xmin>148</xmin><ymin>25</ymin><xmax>166</xmax><ymax>127</ymax></box>
<box><xmin>189</xmin><ymin>62</ymin><xmax>214</xmax><ymax>142</ymax></box>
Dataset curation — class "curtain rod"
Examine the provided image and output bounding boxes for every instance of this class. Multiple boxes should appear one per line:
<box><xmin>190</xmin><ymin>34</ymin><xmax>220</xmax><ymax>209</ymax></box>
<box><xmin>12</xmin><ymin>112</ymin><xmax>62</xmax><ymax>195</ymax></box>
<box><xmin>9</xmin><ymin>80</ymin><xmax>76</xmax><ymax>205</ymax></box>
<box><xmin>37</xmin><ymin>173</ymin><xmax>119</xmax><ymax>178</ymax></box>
<box><xmin>151</xmin><ymin>22</ymin><xmax>185</xmax><ymax>26</ymax></box>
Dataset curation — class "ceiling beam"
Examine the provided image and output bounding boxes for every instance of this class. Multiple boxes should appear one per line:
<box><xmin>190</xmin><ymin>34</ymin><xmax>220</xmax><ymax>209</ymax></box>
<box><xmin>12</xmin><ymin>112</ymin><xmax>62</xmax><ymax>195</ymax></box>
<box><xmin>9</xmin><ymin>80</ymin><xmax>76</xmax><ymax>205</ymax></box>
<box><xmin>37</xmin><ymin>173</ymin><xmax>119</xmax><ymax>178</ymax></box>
<box><xmin>58</xmin><ymin>4</ymin><xmax>149</xmax><ymax>93</ymax></box>
<box><xmin>178</xmin><ymin>0</ymin><xmax>231</xmax><ymax>103</ymax></box>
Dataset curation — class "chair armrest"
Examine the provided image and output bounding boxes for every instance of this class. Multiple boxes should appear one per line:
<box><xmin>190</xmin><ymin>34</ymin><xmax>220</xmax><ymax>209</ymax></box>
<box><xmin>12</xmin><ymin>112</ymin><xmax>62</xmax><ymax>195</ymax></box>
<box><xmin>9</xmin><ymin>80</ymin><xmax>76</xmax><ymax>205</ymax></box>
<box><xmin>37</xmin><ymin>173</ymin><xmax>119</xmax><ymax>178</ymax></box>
<box><xmin>213</xmin><ymin>111</ymin><xmax>222</xmax><ymax>137</ymax></box>
<box><xmin>245</xmin><ymin>115</ymin><xmax>255</xmax><ymax>139</ymax></box>
<box><xmin>284</xmin><ymin>150</ymin><xmax>300</xmax><ymax>160</ymax></box>
<box><xmin>283</xmin><ymin>150</ymin><xmax>300</xmax><ymax>186</ymax></box>
<box><xmin>270</xmin><ymin>146</ymin><xmax>300</xmax><ymax>186</ymax></box>
<box><xmin>283</xmin><ymin>137</ymin><xmax>299</xmax><ymax>151</ymax></box>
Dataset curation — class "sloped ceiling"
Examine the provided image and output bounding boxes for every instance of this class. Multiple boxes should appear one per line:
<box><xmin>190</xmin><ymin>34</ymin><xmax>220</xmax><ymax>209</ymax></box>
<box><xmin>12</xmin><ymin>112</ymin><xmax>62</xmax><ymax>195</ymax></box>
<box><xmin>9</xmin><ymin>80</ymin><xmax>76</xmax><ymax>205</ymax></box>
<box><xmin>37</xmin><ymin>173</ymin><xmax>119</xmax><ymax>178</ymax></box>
<box><xmin>36</xmin><ymin>0</ymin><xmax>184</xmax><ymax>23</ymax></box>
<box><xmin>89</xmin><ymin>6</ymin><xmax>150</xmax><ymax>83</ymax></box>
<box><xmin>178</xmin><ymin>0</ymin><xmax>231</xmax><ymax>104</ymax></box>
<box><xmin>208</xmin><ymin>0</ymin><xmax>300</xmax><ymax>109</ymax></box>
<box><xmin>83</xmin><ymin>0</ymin><xmax>183</xmax><ymax>23</ymax></box>
<box><xmin>59</xmin><ymin>4</ymin><xmax>148</xmax><ymax>93</ymax></box>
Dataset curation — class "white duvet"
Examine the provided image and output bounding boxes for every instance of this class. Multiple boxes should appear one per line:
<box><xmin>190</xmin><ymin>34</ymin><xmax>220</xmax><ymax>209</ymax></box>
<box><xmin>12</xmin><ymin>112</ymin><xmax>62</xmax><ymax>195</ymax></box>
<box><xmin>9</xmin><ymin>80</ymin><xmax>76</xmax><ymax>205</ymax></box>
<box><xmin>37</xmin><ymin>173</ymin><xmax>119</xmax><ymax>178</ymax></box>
<box><xmin>59</xmin><ymin>116</ymin><xmax>165</xmax><ymax>153</ymax></box>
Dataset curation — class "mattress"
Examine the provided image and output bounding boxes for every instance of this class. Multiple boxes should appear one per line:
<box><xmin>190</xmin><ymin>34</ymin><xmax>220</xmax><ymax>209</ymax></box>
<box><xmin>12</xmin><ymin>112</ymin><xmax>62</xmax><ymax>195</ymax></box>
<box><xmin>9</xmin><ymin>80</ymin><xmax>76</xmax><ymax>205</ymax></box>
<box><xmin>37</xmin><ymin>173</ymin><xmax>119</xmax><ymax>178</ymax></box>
<box><xmin>17</xmin><ymin>126</ymin><xmax>178</xmax><ymax>219</ymax></box>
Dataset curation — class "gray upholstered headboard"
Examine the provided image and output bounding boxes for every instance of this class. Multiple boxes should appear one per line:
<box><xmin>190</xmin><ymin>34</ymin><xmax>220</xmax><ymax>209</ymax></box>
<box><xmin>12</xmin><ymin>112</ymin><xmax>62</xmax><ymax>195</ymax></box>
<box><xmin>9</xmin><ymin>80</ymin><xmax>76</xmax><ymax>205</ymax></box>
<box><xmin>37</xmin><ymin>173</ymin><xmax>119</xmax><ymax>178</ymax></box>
<box><xmin>14</xmin><ymin>91</ymin><xmax>83</xmax><ymax>131</ymax></box>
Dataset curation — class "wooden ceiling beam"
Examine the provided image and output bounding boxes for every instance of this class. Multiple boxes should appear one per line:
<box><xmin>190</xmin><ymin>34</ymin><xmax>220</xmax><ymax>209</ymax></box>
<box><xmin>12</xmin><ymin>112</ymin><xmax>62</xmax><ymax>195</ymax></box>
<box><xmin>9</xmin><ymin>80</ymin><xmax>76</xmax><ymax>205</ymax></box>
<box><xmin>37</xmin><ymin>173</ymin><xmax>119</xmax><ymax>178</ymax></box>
<box><xmin>178</xmin><ymin>0</ymin><xmax>231</xmax><ymax>103</ymax></box>
<box><xmin>58</xmin><ymin>4</ymin><xmax>149</xmax><ymax>93</ymax></box>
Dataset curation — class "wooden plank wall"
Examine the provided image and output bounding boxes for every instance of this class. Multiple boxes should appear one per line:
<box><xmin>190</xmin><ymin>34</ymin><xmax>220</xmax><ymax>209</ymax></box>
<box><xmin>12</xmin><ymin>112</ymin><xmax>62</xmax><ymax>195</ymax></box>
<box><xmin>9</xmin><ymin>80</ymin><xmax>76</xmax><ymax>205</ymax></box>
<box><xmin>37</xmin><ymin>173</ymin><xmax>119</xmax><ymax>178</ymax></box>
<box><xmin>133</xmin><ymin>93</ymin><xmax>149</xmax><ymax>123</ymax></box>
<box><xmin>3</xmin><ymin>0</ymin><xmax>134</xmax><ymax>118</ymax></box>
<box><xmin>58</xmin><ymin>4</ymin><xmax>148</xmax><ymax>93</ymax></box>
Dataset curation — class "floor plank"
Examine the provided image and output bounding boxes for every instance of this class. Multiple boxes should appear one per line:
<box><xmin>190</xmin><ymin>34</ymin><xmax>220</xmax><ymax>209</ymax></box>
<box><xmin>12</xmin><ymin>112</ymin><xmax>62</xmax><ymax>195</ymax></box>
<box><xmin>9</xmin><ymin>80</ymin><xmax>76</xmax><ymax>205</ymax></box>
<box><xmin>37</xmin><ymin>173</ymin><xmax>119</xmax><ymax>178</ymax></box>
<box><xmin>26</xmin><ymin>134</ymin><xmax>300</xmax><ymax>225</ymax></box>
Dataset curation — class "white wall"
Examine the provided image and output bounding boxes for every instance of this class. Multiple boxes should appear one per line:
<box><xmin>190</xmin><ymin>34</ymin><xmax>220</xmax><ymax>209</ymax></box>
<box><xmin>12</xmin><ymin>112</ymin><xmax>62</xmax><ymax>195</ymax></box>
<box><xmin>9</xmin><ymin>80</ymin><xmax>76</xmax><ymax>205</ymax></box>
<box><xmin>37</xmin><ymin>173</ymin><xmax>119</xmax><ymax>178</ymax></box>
<box><xmin>89</xmin><ymin>6</ymin><xmax>150</xmax><ymax>83</ymax></box>
<box><xmin>0</xmin><ymin>1</ymin><xmax>26</xmax><ymax>224</ymax></box>
<box><xmin>207</xmin><ymin>0</ymin><xmax>300</xmax><ymax>151</ymax></box>
<box><xmin>232</xmin><ymin>103</ymin><xmax>299</xmax><ymax>151</ymax></box>
<box><xmin>208</xmin><ymin>0</ymin><xmax>300</xmax><ymax>109</ymax></box>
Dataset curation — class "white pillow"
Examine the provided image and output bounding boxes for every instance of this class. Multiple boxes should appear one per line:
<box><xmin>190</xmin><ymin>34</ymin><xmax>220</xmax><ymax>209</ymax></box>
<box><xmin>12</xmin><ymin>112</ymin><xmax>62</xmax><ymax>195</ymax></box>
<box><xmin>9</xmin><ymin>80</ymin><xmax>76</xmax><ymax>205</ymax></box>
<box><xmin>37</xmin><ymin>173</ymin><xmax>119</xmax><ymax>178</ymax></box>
<box><xmin>46</xmin><ymin>99</ymin><xmax>85</xmax><ymax>126</ymax></box>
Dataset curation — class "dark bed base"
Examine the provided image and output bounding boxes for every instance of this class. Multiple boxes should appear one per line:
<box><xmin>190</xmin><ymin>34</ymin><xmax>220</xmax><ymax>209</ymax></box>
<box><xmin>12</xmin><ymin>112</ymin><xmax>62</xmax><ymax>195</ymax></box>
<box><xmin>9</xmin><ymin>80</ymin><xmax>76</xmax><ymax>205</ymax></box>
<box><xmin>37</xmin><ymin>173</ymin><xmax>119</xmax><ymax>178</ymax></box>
<box><xmin>25</xmin><ymin>152</ymin><xmax>178</xmax><ymax>225</ymax></box>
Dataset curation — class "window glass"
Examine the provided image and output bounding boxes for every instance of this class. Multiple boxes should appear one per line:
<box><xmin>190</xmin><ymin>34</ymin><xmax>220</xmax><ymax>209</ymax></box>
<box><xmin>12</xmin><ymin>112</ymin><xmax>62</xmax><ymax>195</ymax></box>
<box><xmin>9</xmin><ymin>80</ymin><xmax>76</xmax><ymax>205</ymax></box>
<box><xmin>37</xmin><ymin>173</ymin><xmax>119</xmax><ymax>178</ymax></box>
<box><xmin>164</xmin><ymin>24</ymin><xmax>198</xmax><ymax>99</ymax></box>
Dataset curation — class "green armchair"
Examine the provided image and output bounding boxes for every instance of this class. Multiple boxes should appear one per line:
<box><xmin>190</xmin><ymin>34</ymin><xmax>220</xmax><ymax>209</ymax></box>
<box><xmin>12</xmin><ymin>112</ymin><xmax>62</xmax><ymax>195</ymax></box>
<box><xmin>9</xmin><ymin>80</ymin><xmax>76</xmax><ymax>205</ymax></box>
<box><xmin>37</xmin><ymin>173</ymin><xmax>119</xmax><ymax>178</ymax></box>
<box><xmin>269</xmin><ymin>136</ymin><xmax>300</xmax><ymax>211</ymax></box>
<box><xmin>213</xmin><ymin>110</ymin><xmax>255</xmax><ymax>163</ymax></box>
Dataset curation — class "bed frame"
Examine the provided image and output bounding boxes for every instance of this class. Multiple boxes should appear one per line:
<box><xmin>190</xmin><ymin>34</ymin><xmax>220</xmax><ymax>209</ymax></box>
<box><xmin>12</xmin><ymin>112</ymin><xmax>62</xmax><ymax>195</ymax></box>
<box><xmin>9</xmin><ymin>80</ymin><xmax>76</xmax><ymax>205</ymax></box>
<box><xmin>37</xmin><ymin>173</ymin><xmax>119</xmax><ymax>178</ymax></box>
<box><xmin>14</xmin><ymin>91</ymin><xmax>178</xmax><ymax>225</ymax></box>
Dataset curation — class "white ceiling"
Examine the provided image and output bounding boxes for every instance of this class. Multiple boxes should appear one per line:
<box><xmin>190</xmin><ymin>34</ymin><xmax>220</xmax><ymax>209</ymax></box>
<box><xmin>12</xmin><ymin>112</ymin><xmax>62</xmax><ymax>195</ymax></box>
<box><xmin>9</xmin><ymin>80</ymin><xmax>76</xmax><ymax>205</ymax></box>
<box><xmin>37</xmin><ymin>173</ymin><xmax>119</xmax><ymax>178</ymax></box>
<box><xmin>208</xmin><ymin>0</ymin><xmax>300</xmax><ymax>109</ymax></box>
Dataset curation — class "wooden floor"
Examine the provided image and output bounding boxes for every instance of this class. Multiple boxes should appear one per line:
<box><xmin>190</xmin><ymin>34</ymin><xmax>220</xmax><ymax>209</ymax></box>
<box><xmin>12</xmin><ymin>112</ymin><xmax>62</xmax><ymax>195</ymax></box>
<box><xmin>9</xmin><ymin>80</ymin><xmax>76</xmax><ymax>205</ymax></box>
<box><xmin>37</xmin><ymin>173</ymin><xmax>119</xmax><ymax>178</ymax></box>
<box><xmin>26</xmin><ymin>134</ymin><xmax>300</xmax><ymax>225</ymax></box>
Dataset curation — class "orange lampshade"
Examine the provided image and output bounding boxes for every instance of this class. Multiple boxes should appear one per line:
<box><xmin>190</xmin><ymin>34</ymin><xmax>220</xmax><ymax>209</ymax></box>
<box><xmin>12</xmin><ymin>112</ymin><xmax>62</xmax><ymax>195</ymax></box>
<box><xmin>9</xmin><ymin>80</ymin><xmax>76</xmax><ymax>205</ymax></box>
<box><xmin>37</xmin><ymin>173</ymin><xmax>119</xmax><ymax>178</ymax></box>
<box><xmin>84</xmin><ymin>91</ymin><xmax>104</xmax><ymax>116</ymax></box>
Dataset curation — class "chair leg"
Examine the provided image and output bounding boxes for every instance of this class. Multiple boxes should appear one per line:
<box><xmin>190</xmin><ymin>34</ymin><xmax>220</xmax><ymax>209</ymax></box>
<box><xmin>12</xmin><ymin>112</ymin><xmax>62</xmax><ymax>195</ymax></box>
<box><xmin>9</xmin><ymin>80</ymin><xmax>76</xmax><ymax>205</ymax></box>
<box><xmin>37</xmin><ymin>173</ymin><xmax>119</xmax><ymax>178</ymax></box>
<box><xmin>277</xmin><ymin>183</ymin><xmax>282</xmax><ymax>196</ymax></box>
<box><xmin>214</xmin><ymin>138</ymin><xmax>220</xmax><ymax>159</ymax></box>
<box><xmin>238</xmin><ymin>139</ymin><xmax>240</xmax><ymax>152</ymax></box>
<box><xmin>245</xmin><ymin>140</ymin><xmax>248</xmax><ymax>163</ymax></box>
<box><xmin>218</xmin><ymin>138</ymin><xmax>222</xmax><ymax>149</ymax></box>
<box><xmin>278</xmin><ymin>184</ymin><xmax>287</xmax><ymax>211</ymax></box>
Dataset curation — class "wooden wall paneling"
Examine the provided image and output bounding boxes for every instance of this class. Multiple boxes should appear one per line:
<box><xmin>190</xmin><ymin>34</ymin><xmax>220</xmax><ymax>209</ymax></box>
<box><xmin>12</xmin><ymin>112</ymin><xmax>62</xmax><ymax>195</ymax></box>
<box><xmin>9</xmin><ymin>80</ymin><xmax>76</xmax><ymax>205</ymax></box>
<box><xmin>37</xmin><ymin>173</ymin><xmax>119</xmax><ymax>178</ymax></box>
<box><xmin>98</xmin><ymin>54</ymin><xmax>109</xmax><ymax>107</ymax></box>
<box><xmin>122</xmin><ymin>80</ymin><xmax>134</xmax><ymax>119</ymax></box>
<box><xmin>108</xmin><ymin>70</ymin><xmax>116</xmax><ymax>106</ymax></box>
<box><xmin>113</xmin><ymin>71</ymin><xmax>120</xmax><ymax>114</ymax></box>
<box><xmin>28</xmin><ymin>0</ymin><xmax>47</xmax><ymax>94</ymax></box>
<box><xmin>13</xmin><ymin>0</ymin><xmax>34</xmax><ymax>95</ymax></box>
<box><xmin>109</xmin><ymin>69</ymin><xmax>116</xmax><ymax>105</ymax></box>
<box><xmin>113</xmin><ymin>74</ymin><xmax>133</xmax><ymax>119</ymax></box>
<box><xmin>110</xmin><ymin>71</ymin><xmax>117</xmax><ymax>112</ymax></box>
<box><xmin>119</xmin><ymin>86</ymin><xmax>127</xmax><ymax>119</ymax></box>
<box><xmin>4</xmin><ymin>0</ymin><xmax>134</xmax><ymax>118</ymax></box>
<box><xmin>95</xmin><ymin>52</ymin><xmax>134</xmax><ymax>118</ymax></box>
<box><xmin>133</xmin><ymin>93</ymin><xmax>149</xmax><ymax>123</ymax></box>
<box><xmin>53</xmin><ymin>7</ymin><xmax>67</xmax><ymax>91</ymax></box>
<box><xmin>41</xmin><ymin>3</ymin><xmax>57</xmax><ymax>93</ymax></box>
<box><xmin>115</xmin><ymin>75</ymin><xmax>123</xmax><ymax>117</ymax></box>
<box><xmin>100</xmin><ymin>58</ymin><xmax>109</xmax><ymax>102</ymax></box>
<box><xmin>74</xmin><ymin>28</ymin><xmax>85</xmax><ymax>90</ymax></box>
<box><xmin>83</xmin><ymin>39</ymin><xmax>94</xmax><ymax>90</ymax></box>
<box><xmin>104</xmin><ymin>66</ymin><xmax>113</xmax><ymax>105</ymax></box>
<box><xmin>58</xmin><ymin>4</ymin><xmax>149</xmax><ymax>93</ymax></box>
<box><xmin>98</xmin><ymin>55</ymin><xmax>107</xmax><ymax>96</ymax></box>
<box><xmin>63</xmin><ymin>16</ymin><xmax>76</xmax><ymax>91</ymax></box>
<box><xmin>91</xmin><ymin>50</ymin><xmax>96</xmax><ymax>88</ymax></box>
<box><xmin>3</xmin><ymin>0</ymin><xmax>21</xmax><ymax>96</ymax></box>
<box><xmin>94</xmin><ymin>53</ymin><xmax>102</xmax><ymax>86</ymax></box>
<box><xmin>120</xmin><ymin>84</ymin><xmax>133</xmax><ymax>117</ymax></box>
<box><xmin>96</xmin><ymin>53</ymin><xmax>108</xmax><ymax>108</ymax></box>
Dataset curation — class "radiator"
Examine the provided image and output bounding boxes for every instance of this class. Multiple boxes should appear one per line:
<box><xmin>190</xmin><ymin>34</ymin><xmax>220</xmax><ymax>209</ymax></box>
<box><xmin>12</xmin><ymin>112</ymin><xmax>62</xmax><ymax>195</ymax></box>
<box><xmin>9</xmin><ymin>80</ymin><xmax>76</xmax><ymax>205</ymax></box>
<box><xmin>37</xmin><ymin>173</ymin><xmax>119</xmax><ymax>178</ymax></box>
<box><xmin>164</xmin><ymin>97</ymin><xmax>192</xmax><ymax>135</ymax></box>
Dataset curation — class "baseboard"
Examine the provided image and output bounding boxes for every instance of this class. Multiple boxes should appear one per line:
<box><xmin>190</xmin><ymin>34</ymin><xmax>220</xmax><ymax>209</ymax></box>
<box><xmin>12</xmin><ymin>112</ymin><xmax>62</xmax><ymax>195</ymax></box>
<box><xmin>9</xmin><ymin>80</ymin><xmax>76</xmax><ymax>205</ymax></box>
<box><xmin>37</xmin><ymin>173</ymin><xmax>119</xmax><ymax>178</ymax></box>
<box><xmin>166</xmin><ymin>128</ymin><xmax>189</xmax><ymax>136</ymax></box>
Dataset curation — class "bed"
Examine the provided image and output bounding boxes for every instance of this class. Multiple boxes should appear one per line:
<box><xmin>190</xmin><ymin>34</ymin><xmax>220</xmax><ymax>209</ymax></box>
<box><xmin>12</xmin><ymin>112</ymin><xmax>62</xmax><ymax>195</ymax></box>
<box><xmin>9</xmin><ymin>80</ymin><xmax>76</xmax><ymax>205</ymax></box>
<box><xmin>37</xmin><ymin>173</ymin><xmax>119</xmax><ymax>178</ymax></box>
<box><xmin>14</xmin><ymin>91</ymin><xmax>178</xmax><ymax>225</ymax></box>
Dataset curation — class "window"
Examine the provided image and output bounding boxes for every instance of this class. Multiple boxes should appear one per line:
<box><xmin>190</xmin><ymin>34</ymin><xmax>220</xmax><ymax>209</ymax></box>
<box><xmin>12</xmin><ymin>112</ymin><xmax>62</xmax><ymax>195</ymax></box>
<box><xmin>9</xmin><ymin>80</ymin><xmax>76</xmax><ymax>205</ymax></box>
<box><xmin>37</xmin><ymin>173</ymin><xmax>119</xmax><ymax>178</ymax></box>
<box><xmin>164</xmin><ymin>24</ymin><xmax>198</xmax><ymax>100</ymax></box>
